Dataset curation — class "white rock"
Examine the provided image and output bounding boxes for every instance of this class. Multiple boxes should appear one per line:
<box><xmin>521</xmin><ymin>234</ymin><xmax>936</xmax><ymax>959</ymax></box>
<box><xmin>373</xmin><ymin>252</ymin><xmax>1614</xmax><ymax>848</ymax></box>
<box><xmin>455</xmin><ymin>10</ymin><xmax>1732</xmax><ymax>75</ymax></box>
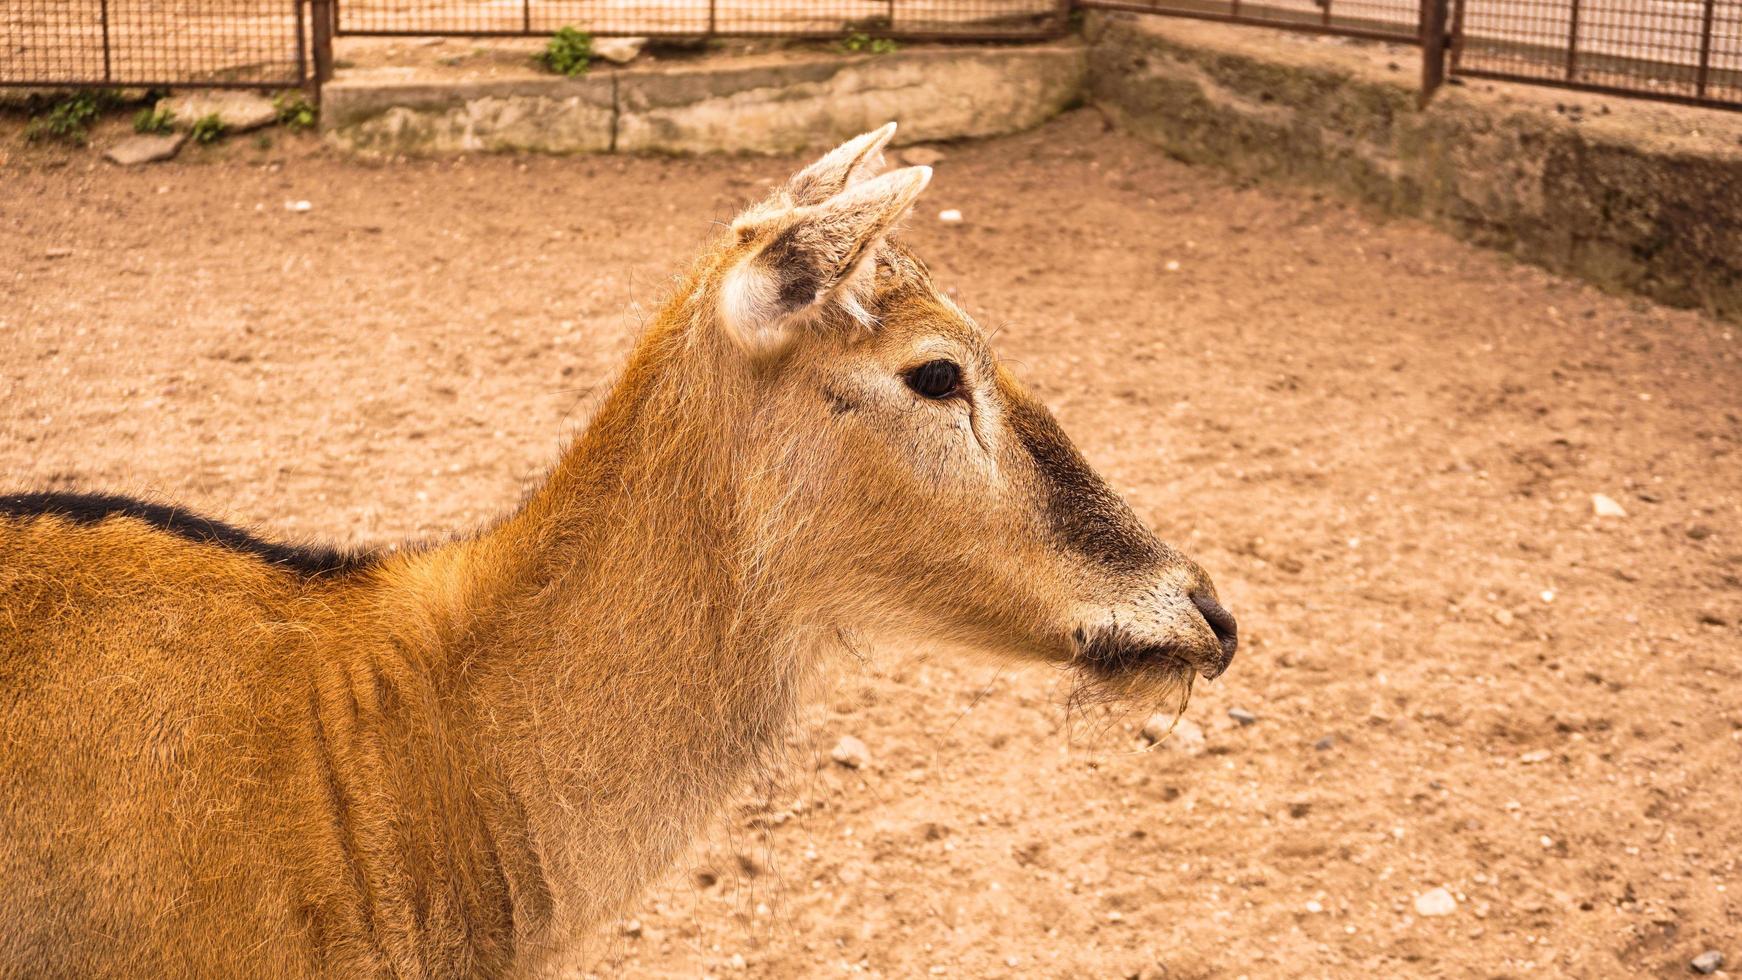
<box><xmin>1141</xmin><ymin>715</ymin><xmax>1206</xmax><ymax>754</ymax></box>
<box><xmin>284</xmin><ymin>200</ymin><xmax>313</xmax><ymax>212</ymax></box>
<box><xmin>937</xmin><ymin>209</ymin><xmax>963</xmax><ymax>223</ymax></box>
<box><xmin>593</xmin><ymin>37</ymin><xmax>647</xmax><ymax>64</ymax></box>
<box><xmin>105</xmin><ymin>132</ymin><xmax>187</xmax><ymax>166</ymax></box>
<box><xmin>157</xmin><ymin>90</ymin><xmax>278</xmax><ymax>133</ymax></box>
<box><xmin>830</xmin><ymin>735</ymin><xmax>870</xmax><ymax>769</ymax></box>
<box><xmin>1591</xmin><ymin>493</ymin><xmax>1628</xmax><ymax>518</ymax></box>
<box><xmin>1413</xmin><ymin>887</ymin><xmax>1457</xmax><ymax>916</ymax></box>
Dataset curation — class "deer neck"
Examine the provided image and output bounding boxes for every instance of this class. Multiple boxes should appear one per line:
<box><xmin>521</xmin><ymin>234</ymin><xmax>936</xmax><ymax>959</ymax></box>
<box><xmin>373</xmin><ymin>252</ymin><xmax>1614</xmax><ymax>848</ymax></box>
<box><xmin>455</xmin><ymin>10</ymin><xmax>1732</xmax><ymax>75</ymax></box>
<box><xmin>454</xmin><ymin>299</ymin><xmax>824</xmax><ymax>940</ymax></box>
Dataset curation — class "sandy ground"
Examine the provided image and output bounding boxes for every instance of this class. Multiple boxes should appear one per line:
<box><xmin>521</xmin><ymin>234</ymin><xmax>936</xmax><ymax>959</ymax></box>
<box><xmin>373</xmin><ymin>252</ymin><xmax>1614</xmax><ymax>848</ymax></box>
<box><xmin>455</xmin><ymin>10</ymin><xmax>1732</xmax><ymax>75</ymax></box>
<box><xmin>2</xmin><ymin>111</ymin><xmax>1739</xmax><ymax>978</ymax></box>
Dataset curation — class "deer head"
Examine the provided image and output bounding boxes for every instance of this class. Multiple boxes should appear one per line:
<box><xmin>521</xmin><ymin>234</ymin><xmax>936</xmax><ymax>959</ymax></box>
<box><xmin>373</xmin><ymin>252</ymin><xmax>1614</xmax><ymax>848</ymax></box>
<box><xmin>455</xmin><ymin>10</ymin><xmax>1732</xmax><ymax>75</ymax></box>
<box><xmin>685</xmin><ymin>124</ymin><xmax>1236</xmax><ymax>705</ymax></box>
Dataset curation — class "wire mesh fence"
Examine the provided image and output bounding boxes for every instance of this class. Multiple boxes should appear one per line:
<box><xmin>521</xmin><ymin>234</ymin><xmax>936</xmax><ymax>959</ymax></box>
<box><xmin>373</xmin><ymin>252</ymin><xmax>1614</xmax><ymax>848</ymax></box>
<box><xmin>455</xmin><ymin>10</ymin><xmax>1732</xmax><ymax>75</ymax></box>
<box><xmin>1</xmin><ymin>0</ymin><xmax>308</xmax><ymax>89</ymax></box>
<box><xmin>331</xmin><ymin>0</ymin><xmax>1071</xmax><ymax>38</ymax></box>
<box><xmin>1079</xmin><ymin>0</ymin><xmax>1422</xmax><ymax>41</ymax></box>
<box><xmin>1452</xmin><ymin>0</ymin><xmax>1741</xmax><ymax>106</ymax></box>
<box><xmin>2</xmin><ymin>0</ymin><xmax>1737</xmax><ymax>110</ymax></box>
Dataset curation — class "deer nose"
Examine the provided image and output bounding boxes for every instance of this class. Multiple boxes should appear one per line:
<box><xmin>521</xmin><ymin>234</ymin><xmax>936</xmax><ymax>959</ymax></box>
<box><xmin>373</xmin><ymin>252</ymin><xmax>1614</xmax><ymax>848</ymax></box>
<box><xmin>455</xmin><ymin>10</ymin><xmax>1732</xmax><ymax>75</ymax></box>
<box><xmin>1190</xmin><ymin>590</ymin><xmax>1238</xmax><ymax>680</ymax></box>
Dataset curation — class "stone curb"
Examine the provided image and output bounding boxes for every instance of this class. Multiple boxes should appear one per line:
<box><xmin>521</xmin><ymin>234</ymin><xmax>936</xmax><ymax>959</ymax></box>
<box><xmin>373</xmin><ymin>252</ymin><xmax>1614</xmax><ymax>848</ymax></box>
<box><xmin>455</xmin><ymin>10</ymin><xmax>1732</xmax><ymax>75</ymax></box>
<box><xmin>322</xmin><ymin>42</ymin><xmax>1085</xmax><ymax>158</ymax></box>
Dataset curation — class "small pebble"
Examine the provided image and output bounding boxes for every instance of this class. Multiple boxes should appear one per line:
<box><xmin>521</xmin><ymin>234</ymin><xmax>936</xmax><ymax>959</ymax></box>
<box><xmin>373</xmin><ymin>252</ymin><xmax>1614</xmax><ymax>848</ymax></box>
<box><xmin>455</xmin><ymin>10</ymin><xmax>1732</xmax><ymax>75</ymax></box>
<box><xmin>1688</xmin><ymin>525</ymin><xmax>1713</xmax><ymax>540</ymax></box>
<box><xmin>900</xmin><ymin>146</ymin><xmax>945</xmax><ymax>167</ymax></box>
<box><xmin>830</xmin><ymin>735</ymin><xmax>870</xmax><ymax>770</ymax></box>
<box><xmin>45</xmin><ymin>247</ymin><xmax>73</xmax><ymax>259</ymax></box>
<box><xmin>937</xmin><ymin>209</ymin><xmax>963</xmax><ymax>223</ymax></box>
<box><xmin>1141</xmin><ymin>715</ymin><xmax>1206</xmax><ymax>754</ymax></box>
<box><xmin>1313</xmin><ymin>735</ymin><xmax>1335</xmax><ymax>751</ymax></box>
<box><xmin>1691</xmin><ymin>950</ymin><xmax>1724</xmax><ymax>974</ymax></box>
<box><xmin>1414</xmin><ymin>887</ymin><xmax>1457</xmax><ymax>916</ymax></box>
<box><xmin>1591</xmin><ymin>493</ymin><xmax>1628</xmax><ymax>518</ymax></box>
<box><xmin>1228</xmin><ymin>707</ymin><xmax>1257</xmax><ymax>726</ymax></box>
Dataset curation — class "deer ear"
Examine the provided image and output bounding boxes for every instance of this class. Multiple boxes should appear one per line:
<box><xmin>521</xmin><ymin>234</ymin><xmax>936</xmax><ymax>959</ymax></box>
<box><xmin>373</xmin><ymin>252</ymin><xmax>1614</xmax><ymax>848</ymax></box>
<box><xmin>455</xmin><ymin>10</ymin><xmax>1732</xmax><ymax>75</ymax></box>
<box><xmin>785</xmin><ymin>122</ymin><xmax>899</xmax><ymax>206</ymax></box>
<box><xmin>721</xmin><ymin>165</ymin><xmax>932</xmax><ymax>359</ymax></box>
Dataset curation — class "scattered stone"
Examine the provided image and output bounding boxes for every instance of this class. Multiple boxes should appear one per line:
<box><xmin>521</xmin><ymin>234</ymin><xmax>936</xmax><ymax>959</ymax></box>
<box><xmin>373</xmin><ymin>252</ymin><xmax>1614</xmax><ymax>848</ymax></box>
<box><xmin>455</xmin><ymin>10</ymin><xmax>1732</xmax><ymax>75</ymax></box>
<box><xmin>284</xmin><ymin>200</ymin><xmax>313</xmax><ymax>213</ymax></box>
<box><xmin>620</xmin><ymin>918</ymin><xmax>642</xmax><ymax>938</ymax></box>
<box><xmin>1591</xmin><ymin>493</ymin><xmax>1628</xmax><ymax>518</ymax></box>
<box><xmin>1304</xmin><ymin>899</ymin><xmax>1324</xmax><ymax>913</ymax></box>
<box><xmin>1414</xmin><ymin>887</ymin><xmax>1457</xmax><ymax>917</ymax></box>
<box><xmin>1688</xmin><ymin>525</ymin><xmax>1714</xmax><ymax>540</ymax></box>
<box><xmin>1691</xmin><ymin>950</ymin><xmax>1724</xmax><ymax>974</ymax></box>
<box><xmin>830</xmin><ymin>735</ymin><xmax>870</xmax><ymax>770</ymax></box>
<box><xmin>44</xmin><ymin>247</ymin><xmax>73</xmax><ymax>259</ymax></box>
<box><xmin>1493</xmin><ymin>607</ymin><xmax>1516</xmax><ymax>626</ymax></box>
<box><xmin>1142</xmin><ymin>715</ymin><xmax>1206</xmax><ymax>754</ymax></box>
<box><xmin>899</xmin><ymin>145</ymin><xmax>945</xmax><ymax>167</ymax></box>
<box><xmin>1698</xmin><ymin>611</ymin><xmax>1730</xmax><ymax>627</ymax></box>
<box><xmin>1313</xmin><ymin>735</ymin><xmax>1335</xmax><ymax>751</ymax></box>
<box><xmin>157</xmin><ymin>90</ymin><xmax>278</xmax><ymax>134</ymax></box>
<box><xmin>937</xmin><ymin>209</ymin><xmax>963</xmax><ymax>223</ymax></box>
<box><xmin>593</xmin><ymin>37</ymin><xmax>647</xmax><ymax>64</ymax></box>
<box><xmin>1228</xmin><ymin>707</ymin><xmax>1257</xmax><ymax>726</ymax></box>
<box><xmin>105</xmin><ymin>132</ymin><xmax>187</xmax><ymax>166</ymax></box>
<box><xmin>1164</xmin><ymin>259</ymin><xmax>1181</xmax><ymax>272</ymax></box>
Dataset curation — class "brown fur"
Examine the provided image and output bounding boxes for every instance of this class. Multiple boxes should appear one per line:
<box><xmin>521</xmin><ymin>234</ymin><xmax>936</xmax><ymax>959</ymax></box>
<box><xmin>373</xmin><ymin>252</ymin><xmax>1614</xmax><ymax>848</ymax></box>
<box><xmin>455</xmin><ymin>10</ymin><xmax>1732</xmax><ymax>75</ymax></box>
<box><xmin>0</xmin><ymin>127</ymin><xmax>1234</xmax><ymax>979</ymax></box>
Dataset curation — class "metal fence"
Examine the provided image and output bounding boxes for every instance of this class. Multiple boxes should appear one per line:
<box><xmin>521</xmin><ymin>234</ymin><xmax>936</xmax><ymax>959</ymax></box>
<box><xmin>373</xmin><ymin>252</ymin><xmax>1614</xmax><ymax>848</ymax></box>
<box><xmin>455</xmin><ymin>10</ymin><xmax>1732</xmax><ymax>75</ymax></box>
<box><xmin>1082</xmin><ymin>0</ymin><xmax>1421</xmax><ymax>42</ymax></box>
<box><xmin>1</xmin><ymin>0</ymin><xmax>1736</xmax><ymax>110</ymax></box>
<box><xmin>1083</xmin><ymin>0</ymin><xmax>1742</xmax><ymax>108</ymax></box>
<box><xmin>1</xmin><ymin>0</ymin><xmax>309</xmax><ymax>90</ymax></box>
<box><xmin>1452</xmin><ymin>0</ymin><xmax>1741</xmax><ymax>107</ymax></box>
<box><xmin>330</xmin><ymin>0</ymin><xmax>1072</xmax><ymax>39</ymax></box>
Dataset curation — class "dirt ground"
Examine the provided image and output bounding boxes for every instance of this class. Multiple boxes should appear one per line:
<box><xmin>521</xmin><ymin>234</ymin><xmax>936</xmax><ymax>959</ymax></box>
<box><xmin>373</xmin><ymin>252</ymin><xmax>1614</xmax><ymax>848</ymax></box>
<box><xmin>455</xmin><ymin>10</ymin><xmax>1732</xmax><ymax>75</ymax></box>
<box><xmin>3</xmin><ymin>110</ymin><xmax>1739</xmax><ymax>978</ymax></box>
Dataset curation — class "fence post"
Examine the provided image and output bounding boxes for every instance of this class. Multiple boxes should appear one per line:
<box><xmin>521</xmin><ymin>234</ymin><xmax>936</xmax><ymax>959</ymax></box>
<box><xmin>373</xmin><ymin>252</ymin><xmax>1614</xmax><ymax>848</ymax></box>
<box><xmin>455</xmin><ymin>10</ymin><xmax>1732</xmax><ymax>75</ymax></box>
<box><xmin>311</xmin><ymin>0</ymin><xmax>335</xmax><ymax>97</ymax></box>
<box><xmin>1695</xmin><ymin>0</ymin><xmax>1716</xmax><ymax>99</ymax></box>
<box><xmin>1564</xmin><ymin>0</ymin><xmax>1581</xmax><ymax>80</ymax></box>
<box><xmin>1419</xmin><ymin>0</ymin><xmax>1449</xmax><ymax>106</ymax></box>
<box><xmin>99</xmin><ymin>0</ymin><xmax>113</xmax><ymax>83</ymax></box>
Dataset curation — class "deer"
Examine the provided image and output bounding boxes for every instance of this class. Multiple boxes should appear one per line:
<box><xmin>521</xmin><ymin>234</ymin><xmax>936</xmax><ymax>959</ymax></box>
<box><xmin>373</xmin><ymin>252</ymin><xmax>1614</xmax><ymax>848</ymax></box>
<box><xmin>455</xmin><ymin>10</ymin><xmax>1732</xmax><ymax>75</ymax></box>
<box><xmin>0</xmin><ymin>124</ymin><xmax>1237</xmax><ymax>979</ymax></box>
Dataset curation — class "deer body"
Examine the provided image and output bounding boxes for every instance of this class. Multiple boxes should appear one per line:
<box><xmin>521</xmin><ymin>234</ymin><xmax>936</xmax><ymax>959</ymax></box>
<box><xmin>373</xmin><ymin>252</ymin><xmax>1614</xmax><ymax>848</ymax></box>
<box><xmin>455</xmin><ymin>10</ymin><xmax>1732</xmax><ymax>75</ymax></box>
<box><xmin>1</xmin><ymin>127</ymin><xmax>1236</xmax><ymax>978</ymax></box>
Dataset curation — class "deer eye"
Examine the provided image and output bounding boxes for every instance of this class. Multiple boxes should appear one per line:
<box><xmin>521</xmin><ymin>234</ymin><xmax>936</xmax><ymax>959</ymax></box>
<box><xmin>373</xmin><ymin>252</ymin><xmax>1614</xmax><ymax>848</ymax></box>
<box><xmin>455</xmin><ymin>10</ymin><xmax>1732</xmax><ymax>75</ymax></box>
<box><xmin>904</xmin><ymin>360</ymin><xmax>961</xmax><ymax>400</ymax></box>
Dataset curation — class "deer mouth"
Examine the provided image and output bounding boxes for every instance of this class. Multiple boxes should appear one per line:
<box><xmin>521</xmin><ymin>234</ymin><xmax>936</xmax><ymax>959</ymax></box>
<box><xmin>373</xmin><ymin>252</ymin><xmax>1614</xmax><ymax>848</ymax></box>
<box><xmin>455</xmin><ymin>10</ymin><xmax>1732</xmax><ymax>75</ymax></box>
<box><xmin>1071</xmin><ymin>625</ymin><xmax>1200</xmax><ymax>682</ymax></box>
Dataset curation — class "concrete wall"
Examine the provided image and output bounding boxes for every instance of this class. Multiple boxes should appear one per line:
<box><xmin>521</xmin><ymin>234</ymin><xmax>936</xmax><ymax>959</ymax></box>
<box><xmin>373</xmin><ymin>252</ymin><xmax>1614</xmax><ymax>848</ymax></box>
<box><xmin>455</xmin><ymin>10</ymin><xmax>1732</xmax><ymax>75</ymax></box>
<box><xmin>1085</xmin><ymin>12</ymin><xmax>1742</xmax><ymax>322</ymax></box>
<box><xmin>325</xmin><ymin>43</ymin><xmax>1084</xmax><ymax>157</ymax></box>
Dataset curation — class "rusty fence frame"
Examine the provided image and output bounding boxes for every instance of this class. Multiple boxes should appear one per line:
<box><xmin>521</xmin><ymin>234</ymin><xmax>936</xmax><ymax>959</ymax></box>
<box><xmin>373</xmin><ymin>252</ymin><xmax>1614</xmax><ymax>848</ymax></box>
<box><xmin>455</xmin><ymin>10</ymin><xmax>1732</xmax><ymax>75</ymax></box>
<box><xmin>1082</xmin><ymin>0</ymin><xmax>1740</xmax><ymax>111</ymax></box>
<box><xmin>327</xmin><ymin>0</ymin><xmax>1076</xmax><ymax>41</ymax></box>
<box><xmin>1447</xmin><ymin>0</ymin><xmax>1742</xmax><ymax>109</ymax></box>
<box><xmin>0</xmin><ymin>1</ymin><xmax>313</xmax><ymax>93</ymax></box>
